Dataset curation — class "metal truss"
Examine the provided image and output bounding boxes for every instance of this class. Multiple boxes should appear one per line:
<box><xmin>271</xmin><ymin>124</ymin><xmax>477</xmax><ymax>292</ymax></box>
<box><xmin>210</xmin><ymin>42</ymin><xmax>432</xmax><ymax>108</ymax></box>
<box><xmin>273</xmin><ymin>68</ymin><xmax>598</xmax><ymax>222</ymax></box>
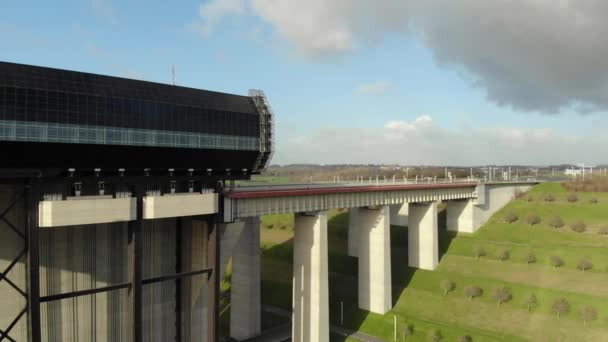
<box><xmin>0</xmin><ymin>188</ymin><xmax>26</xmax><ymax>342</ymax></box>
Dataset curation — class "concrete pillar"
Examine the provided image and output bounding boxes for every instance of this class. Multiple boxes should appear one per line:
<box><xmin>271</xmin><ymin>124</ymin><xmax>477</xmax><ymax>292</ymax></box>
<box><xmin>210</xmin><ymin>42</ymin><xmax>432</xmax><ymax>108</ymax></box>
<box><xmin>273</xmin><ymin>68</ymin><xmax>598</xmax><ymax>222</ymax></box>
<box><xmin>348</xmin><ymin>208</ymin><xmax>359</xmax><ymax>257</ymax></box>
<box><xmin>446</xmin><ymin>199</ymin><xmax>475</xmax><ymax>233</ymax></box>
<box><xmin>182</xmin><ymin>219</ymin><xmax>209</xmax><ymax>342</ymax></box>
<box><xmin>292</xmin><ymin>211</ymin><xmax>329</xmax><ymax>342</ymax></box>
<box><xmin>358</xmin><ymin>206</ymin><xmax>392</xmax><ymax>314</ymax></box>
<box><xmin>389</xmin><ymin>203</ymin><xmax>409</xmax><ymax>226</ymax></box>
<box><xmin>219</xmin><ymin>220</ymin><xmax>246</xmax><ymax>280</ymax></box>
<box><xmin>230</xmin><ymin>217</ymin><xmax>261</xmax><ymax>340</ymax></box>
<box><xmin>408</xmin><ymin>202</ymin><xmax>439</xmax><ymax>270</ymax></box>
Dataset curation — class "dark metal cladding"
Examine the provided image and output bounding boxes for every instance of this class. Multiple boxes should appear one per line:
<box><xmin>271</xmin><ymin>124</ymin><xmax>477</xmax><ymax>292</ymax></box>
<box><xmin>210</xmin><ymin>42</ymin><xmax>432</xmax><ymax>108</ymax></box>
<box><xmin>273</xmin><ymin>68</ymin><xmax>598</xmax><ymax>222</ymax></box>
<box><xmin>0</xmin><ymin>61</ymin><xmax>273</xmax><ymax>174</ymax></box>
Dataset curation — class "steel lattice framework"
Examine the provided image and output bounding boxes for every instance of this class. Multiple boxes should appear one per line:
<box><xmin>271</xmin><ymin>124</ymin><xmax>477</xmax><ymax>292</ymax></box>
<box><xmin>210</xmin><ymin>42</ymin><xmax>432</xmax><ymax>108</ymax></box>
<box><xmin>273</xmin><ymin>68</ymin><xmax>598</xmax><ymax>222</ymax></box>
<box><xmin>0</xmin><ymin>186</ymin><xmax>27</xmax><ymax>342</ymax></box>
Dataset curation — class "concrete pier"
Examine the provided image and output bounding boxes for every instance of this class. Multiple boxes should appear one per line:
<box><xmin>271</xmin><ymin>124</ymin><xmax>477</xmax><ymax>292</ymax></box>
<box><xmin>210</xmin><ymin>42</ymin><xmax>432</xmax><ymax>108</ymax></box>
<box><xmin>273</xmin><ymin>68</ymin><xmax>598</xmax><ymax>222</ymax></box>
<box><xmin>230</xmin><ymin>217</ymin><xmax>261</xmax><ymax>340</ymax></box>
<box><xmin>447</xmin><ymin>199</ymin><xmax>475</xmax><ymax>233</ymax></box>
<box><xmin>408</xmin><ymin>202</ymin><xmax>439</xmax><ymax>270</ymax></box>
<box><xmin>348</xmin><ymin>208</ymin><xmax>360</xmax><ymax>257</ymax></box>
<box><xmin>292</xmin><ymin>212</ymin><xmax>329</xmax><ymax>342</ymax></box>
<box><xmin>389</xmin><ymin>203</ymin><xmax>409</xmax><ymax>226</ymax></box>
<box><xmin>219</xmin><ymin>220</ymin><xmax>246</xmax><ymax>279</ymax></box>
<box><xmin>358</xmin><ymin>206</ymin><xmax>392</xmax><ymax>314</ymax></box>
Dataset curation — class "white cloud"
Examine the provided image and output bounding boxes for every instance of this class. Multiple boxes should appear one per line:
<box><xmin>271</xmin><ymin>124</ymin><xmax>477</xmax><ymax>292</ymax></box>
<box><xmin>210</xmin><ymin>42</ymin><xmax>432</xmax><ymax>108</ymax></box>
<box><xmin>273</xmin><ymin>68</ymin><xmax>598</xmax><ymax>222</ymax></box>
<box><xmin>192</xmin><ymin>0</ymin><xmax>247</xmax><ymax>36</ymax></box>
<box><xmin>273</xmin><ymin>116</ymin><xmax>601</xmax><ymax>166</ymax></box>
<box><xmin>356</xmin><ymin>81</ymin><xmax>394</xmax><ymax>95</ymax></box>
<box><xmin>196</xmin><ymin>0</ymin><xmax>608</xmax><ymax>113</ymax></box>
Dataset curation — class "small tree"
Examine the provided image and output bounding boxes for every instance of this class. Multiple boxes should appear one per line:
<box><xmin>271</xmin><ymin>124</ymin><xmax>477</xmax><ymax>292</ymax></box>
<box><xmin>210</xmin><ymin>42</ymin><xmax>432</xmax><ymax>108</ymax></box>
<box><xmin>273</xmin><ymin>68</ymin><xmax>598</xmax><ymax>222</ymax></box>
<box><xmin>548</xmin><ymin>215</ymin><xmax>564</xmax><ymax>229</ymax></box>
<box><xmin>590</xmin><ymin>197</ymin><xmax>599</xmax><ymax>205</ymax></box>
<box><xmin>544</xmin><ymin>194</ymin><xmax>555</xmax><ymax>202</ymax></box>
<box><xmin>496</xmin><ymin>249</ymin><xmax>510</xmax><ymax>262</ymax></box>
<box><xmin>578</xmin><ymin>305</ymin><xmax>598</xmax><ymax>326</ymax></box>
<box><xmin>464</xmin><ymin>285</ymin><xmax>482</xmax><ymax>301</ymax></box>
<box><xmin>525</xmin><ymin>252</ymin><xmax>537</xmax><ymax>264</ymax></box>
<box><xmin>266</xmin><ymin>223</ymin><xmax>274</xmax><ymax>229</ymax></box>
<box><xmin>526</xmin><ymin>214</ymin><xmax>541</xmax><ymax>227</ymax></box>
<box><xmin>550</xmin><ymin>255</ymin><xmax>564</xmax><ymax>270</ymax></box>
<box><xmin>552</xmin><ymin>298</ymin><xmax>570</xmax><ymax>319</ymax></box>
<box><xmin>598</xmin><ymin>226</ymin><xmax>608</xmax><ymax>235</ymax></box>
<box><xmin>504</xmin><ymin>212</ymin><xmax>518</xmax><ymax>224</ymax></box>
<box><xmin>493</xmin><ymin>287</ymin><xmax>512</xmax><ymax>308</ymax></box>
<box><xmin>456</xmin><ymin>336</ymin><xmax>471</xmax><ymax>342</ymax></box>
<box><xmin>571</xmin><ymin>220</ymin><xmax>586</xmax><ymax>233</ymax></box>
<box><xmin>401</xmin><ymin>324</ymin><xmax>413</xmax><ymax>339</ymax></box>
<box><xmin>525</xmin><ymin>293</ymin><xmax>538</xmax><ymax>312</ymax></box>
<box><xmin>440</xmin><ymin>279</ymin><xmax>455</xmax><ymax>296</ymax></box>
<box><xmin>566</xmin><ymin>193</ymin><xmax>578</xmax><ymax>203</ymax></box>
<box><xmin>577</xmin><ymin>258</ymin><xmax>593</xmax><ymax>272</ymax></box>
<box><xmin>428</xmin><ymin>329</ymin><xmax>442</xmax><ymax>342</ymax></box>
<box><xmin>473</xmin><ymin>246</ymin><xmax>486</xmax><ymax>260</ymax></box>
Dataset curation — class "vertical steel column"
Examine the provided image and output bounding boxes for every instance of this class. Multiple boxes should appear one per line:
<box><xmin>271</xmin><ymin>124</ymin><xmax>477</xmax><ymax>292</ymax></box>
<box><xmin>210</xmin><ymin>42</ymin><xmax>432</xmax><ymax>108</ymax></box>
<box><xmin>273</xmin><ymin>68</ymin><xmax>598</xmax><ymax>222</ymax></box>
<box><xmin>206</xmin><ymin>217</ymin><xmax>219</xmax><ymax>342</ymax></box>
<box><xmin>25</xmin><ymin>181</ymin><xmax>41</xmax><ymax>342</ymax></box>
<box><xmin>128</xmin><ymin>186</ymin><xmax>143</xmax><ymax>342</ymax></box>
<box><xmin>175</xmin><ymin>217</ymin><xmax>182</xmax><ymax>342</ymax></box>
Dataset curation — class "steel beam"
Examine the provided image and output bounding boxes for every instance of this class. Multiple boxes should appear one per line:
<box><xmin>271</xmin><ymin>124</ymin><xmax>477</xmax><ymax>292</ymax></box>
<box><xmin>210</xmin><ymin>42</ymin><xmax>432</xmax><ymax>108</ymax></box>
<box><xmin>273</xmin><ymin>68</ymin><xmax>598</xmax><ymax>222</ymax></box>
<box><xmin>206</xmin><ymin>218</ymin><xmax>219</xmax><ymax>342</ymax></box>
<box><xmin>25</xmin><ymin>181</ymin><xmax>41</xmax><ymax>342</ymax></box>
<box><xmin>128</xmin><ymin>187</ymin><xmax>143</xmax><ymax>342</ymax></box>
<box><xmin>175</xmin><ymin>218</ymin><xmax>183</xmax><ymax>342</ymax></box>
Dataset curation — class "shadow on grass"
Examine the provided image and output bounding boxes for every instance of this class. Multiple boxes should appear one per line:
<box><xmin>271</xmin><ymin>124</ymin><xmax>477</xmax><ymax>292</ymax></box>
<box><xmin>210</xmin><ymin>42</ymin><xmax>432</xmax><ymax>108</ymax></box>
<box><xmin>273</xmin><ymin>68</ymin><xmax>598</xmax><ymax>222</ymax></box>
<box><xmin>258</xmin><ymin>206</ymin><xmax>458</xmax><ymax>341</ymax></box>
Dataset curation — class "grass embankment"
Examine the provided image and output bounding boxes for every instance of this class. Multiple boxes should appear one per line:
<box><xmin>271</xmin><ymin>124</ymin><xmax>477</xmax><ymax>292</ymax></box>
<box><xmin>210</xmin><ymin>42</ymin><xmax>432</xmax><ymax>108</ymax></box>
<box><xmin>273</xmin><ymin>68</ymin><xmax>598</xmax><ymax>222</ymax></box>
<box><xmin>224</xmin><ymin>182</ymin><xmax>608</xmax><ymax>341</ymax></box>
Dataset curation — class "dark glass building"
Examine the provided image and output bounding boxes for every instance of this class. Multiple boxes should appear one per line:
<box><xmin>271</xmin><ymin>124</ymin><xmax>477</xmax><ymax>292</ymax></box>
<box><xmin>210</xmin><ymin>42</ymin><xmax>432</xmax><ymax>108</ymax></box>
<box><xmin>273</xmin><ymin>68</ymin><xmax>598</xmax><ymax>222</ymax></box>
<box><xmin>0</xmin><ymin>61</ymin><xmax>274</xmax><ymax>174</ymax></box>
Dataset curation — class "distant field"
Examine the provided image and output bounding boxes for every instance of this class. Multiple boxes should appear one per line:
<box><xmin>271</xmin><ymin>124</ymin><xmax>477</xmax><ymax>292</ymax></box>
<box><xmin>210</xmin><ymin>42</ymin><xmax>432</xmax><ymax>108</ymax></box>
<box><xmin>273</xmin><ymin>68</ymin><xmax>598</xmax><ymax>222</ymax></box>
<box><xmin>222</xmin><ymin>182</ymin><xmax>608</xmax><ymax>341</ymax></box>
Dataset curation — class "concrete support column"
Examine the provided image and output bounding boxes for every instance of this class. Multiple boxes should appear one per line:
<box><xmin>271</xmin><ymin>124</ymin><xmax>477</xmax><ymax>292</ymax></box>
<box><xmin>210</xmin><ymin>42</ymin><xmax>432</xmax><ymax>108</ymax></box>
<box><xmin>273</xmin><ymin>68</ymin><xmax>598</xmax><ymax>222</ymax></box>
<box><xmin>219</xmin><ymin>220</ymin><xmax>246</xmax><ymax>280</ymax></box>
<box><xmin>230</xmin><ymin>217</ymin><xmax>261</xmax><ymax>340</ymax></box>
<box><xmin>408</xmin><ymin>202</ymin><xmax>439</xmax><ymax>270</ymax></box>
<box><xmin>446</xmin><ymin>199</ymin><xmax>475</xmax><ymax>233</ymax></box>
<box><xmin>389</xmin><ymin>203</ymin><xmax>409</xmax><ymax>226</ymax></box>
<box><xmin>292</xmin><ymin>211</ymin><xmax>329</xmax><ymax>342</ymax></box>
<box><xmin>182</xmin><ymin>219</ymin><xmax>209</xmax><ymax>342</ymax></box>
<box><xmin>358</xmin><ymin>206</ymin><xmax>392</xmax><ymax>314</ymax></box>
<box><xmin>348</xmin><ymin>208</ymin><xmax>359</xmax><ymax>257</ymax></box>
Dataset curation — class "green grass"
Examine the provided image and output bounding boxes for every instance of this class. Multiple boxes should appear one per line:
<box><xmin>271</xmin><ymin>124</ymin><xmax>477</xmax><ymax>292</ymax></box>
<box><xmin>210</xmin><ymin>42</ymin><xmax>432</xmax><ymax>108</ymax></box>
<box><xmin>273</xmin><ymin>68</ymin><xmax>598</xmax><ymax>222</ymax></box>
<box><xmin>233</xmin><ymin>182</ymin><xmax>608</xmax><ymax>341</ymax></box>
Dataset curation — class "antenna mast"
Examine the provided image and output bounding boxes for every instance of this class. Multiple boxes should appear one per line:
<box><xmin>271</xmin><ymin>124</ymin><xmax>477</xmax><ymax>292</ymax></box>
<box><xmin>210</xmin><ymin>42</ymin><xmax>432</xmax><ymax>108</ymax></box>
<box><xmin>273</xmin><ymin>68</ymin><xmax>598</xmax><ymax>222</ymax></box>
<box><xmin>172</xmin><ymin>64</ymin><xmax>176</xmax><ymax>86</ymax></box>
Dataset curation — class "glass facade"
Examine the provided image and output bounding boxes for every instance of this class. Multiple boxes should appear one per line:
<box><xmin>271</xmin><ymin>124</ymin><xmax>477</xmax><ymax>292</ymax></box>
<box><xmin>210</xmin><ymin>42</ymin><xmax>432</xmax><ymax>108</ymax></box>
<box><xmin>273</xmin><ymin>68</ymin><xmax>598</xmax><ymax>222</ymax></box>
<box><xmin>0</xmin><ymin>120</ymin><xmax>257</xmax><ymax>150</ymax></box>
<box><xmin>0</xmin><ymin>61</ymin><xmax>262</xmax><ymax>152</ymax></box>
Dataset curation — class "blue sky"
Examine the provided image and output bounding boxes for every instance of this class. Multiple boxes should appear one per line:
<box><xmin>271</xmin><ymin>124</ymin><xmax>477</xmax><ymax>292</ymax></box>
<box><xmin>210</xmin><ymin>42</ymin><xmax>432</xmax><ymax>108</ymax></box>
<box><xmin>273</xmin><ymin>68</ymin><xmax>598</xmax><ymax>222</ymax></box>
<box><xmin>2</xmin><ymin>0</ymin><xmax>608</xmax><ymax>166</ymax></box>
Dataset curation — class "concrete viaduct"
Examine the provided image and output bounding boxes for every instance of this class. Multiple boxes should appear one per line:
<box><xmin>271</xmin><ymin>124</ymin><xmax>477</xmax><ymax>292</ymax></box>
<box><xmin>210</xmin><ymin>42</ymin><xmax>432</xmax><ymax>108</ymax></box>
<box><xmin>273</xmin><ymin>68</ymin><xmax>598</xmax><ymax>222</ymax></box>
<box><xmin>1</xmin><ymin>179</ymin><xmax>534</xmax><ymax>342</ymax></box>
<box><xmin>220</xmin><ymin>180</ymin><xmax>535</xmax><ymax>341</ymax></box>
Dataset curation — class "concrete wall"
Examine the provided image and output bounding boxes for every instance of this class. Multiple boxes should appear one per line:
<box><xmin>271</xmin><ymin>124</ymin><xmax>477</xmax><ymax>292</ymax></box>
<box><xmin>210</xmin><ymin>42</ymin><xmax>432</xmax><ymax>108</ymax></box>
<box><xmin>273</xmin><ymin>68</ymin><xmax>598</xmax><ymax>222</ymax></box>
<box><xmin>472</xmin><ymin>184</ymin><xmax>532</xmax><ymax>230</ymax></box>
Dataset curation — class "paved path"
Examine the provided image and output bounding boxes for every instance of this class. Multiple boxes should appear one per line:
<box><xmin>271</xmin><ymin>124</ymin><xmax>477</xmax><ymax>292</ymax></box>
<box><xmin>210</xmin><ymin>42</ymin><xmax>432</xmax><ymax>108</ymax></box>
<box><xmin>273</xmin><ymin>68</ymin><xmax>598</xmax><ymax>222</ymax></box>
<box><xmin>242</xmin><ymin>305</ymin><xmax>385</xmax><ymax>342</ymax></box>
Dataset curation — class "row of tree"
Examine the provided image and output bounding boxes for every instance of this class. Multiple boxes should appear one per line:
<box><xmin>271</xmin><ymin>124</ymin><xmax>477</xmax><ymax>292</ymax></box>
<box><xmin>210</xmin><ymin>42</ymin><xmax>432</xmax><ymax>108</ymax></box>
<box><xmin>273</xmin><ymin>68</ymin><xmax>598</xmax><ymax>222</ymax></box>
<box><xmin>473</xmin><ymin>246</ymin><xmax>594</xmax><ymax>271</ymax></box>
<box><xmin>503</xmin><ymin>212</ymin><xmax>602</xmax><ymax>234</ymax></box>
<box><xmin>526</xmin><ymin>192</ymin><xmax>599</xmax><ymax>204</ymax></box>
<box><xmin>439</xmin><ymin>279</ymin><xmax>599</xmax><ymax>323</ymax></box>
<box><xmin>399</xmin><ymin>324</ymin><xmax>471</xmax><ymax>341</ymax></box>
